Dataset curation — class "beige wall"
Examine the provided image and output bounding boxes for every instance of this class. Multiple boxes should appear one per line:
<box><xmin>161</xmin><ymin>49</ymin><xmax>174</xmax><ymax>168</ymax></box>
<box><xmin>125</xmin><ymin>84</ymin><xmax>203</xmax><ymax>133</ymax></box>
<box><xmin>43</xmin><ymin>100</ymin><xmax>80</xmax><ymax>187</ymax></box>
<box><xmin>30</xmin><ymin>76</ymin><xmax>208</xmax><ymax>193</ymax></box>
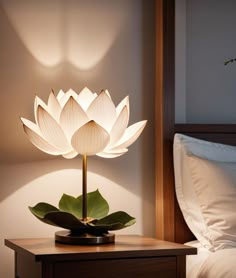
<box><xmin>0</xmin><ymin>0</ymin><xmax>155</xmax><ymax>277</ymax></box>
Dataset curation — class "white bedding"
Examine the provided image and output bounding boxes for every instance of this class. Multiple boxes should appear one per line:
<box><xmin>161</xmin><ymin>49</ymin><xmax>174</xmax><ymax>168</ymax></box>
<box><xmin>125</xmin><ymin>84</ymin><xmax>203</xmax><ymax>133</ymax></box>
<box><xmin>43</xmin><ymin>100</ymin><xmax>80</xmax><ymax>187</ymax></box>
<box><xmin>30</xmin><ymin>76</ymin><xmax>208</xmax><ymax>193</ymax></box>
<box><xmin>174</xmin><ymin>134</ymin><xmax>236</xmax><ymax>277</ymax></box>
<box><xmin>174</xmin><ymin>134</ymin><xmax>236</xmax><ymax>251</ymax></box>
<box><xmin>186</xmin><ymin>240</ymin><xmax>211</xmax><ymax>278</ymax></box>
<box><xmin>186</xmin><ymin>240</ymin><xmax>236</xmax><ymax>278</ymax></box>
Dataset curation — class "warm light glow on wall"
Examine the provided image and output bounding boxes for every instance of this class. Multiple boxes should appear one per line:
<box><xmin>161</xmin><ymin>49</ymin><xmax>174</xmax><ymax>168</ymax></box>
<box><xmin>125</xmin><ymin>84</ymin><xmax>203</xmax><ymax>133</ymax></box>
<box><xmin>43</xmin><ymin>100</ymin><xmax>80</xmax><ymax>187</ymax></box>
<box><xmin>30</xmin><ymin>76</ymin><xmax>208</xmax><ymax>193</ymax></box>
<box><xmin>1</xmin><ymin>0</ymin><xmax>126</xmax><ymax>69</ymax></box>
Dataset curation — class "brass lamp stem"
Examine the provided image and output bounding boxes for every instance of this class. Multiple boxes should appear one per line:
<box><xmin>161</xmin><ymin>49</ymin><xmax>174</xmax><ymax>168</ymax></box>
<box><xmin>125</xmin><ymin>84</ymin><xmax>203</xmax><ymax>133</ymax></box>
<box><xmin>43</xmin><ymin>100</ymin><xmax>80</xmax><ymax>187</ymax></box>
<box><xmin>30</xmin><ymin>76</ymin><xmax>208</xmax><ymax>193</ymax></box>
<box><xmin>82</xmin><ymin>154</ymin><xmax>87</xmax><ymax>222</ymax></box>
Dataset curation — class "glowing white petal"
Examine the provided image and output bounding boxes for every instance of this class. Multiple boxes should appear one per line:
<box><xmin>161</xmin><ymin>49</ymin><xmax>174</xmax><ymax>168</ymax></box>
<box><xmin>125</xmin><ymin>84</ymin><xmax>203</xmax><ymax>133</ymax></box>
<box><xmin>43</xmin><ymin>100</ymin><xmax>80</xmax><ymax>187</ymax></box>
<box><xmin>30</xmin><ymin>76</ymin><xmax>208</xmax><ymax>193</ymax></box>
<box><xmin>111</xmin><ymin>120</ymin><xmax>147</xmax><ymax>150</ymax></box>
<box><xmin>116</xmin><ymin>96</ymin><xmax>129</xmax><ymax>118</ymax></box>
<box><xmin>57</xmin><ymin>90</ymin><xmax>65</xmax><ymax>102</ymax></box>
<box><xmin>97</xmin><ymin>148</ymin><xmax>128</xmax><ymax>158</ymax></box>
<box><xmin>21</xmin><ymin>88</ymin><xmax>147</xmax><ymax>160</ymax></box>
<box><xmin>109</xmin><ymin>106</ymin><xmax>129</xmax><ymax>146</ymax></box>
<box><xmin>21</xmin><ymin>117</ymin><xmax>40</xmax><ymax>132</ymax></box>
<box><xmin>47</xmin><ymin>91</ymin><xmax>61</xmax><ymax>121</ymax></box>
<box><xmin>97</xmin><ymin>152</ymin><xmax>125</xmax><ymax>158</ymax></box>
<box><xmin>37</xmin><ymin>106</ymin><xmax>70</xmax><ymax>152</ymax></box>
<box><xmin>59</xmin><ymin>88</ymin><xmax>78</xmax><ymax>108</ymax></box>
<box><xmin>62</xmin><ymin>150</ymin><xmax>78</xmax><ymax>159</ymax></box>
<box><xmin>21</xmin><ymin>118</ymin><xmax>62</xmax><ymax>155</ymax></box>
<box><xmin>71</xmin><ymin>121</ymin><xmax>110</xmax><ymax>156</ymax></box>
<box><xmin>105</xmin><ymin>89</ymin><xmax>111</xmax><ymax>98</ymax></box>
<box><xmin>87</xmin><ymin>90</ymin><xmax>117</xmax><ymax>131</ymax></box>
<box><xmin>34</xmin><ymin>96</ymin><xmax>49</xmax><ymax>124</ymax></box>
<box><xmin>67</xmin><ymin>88</ymin><xmax>77</xmax><ymax>94</ymax></box>
<box><xmin>60</xmin><ymin>97</ymin><xmax>89</xmax><ymax>139</ymax></box>
<box><xmin>77</xmin><ymin>87</ymin><xmax>97</xmax><ymax>110</ymax></box>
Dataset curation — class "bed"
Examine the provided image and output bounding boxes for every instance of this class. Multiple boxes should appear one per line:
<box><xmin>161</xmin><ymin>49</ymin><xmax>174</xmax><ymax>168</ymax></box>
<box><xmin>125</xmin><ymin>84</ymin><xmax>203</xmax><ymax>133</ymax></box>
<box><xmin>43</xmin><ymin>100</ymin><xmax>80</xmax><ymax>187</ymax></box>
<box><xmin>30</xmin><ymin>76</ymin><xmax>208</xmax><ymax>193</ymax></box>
<box><xmin>156</xmin><ymin>124</ymin><xmax>236</xmax><ymax>278</ymax></box>
<box><xmin>155</xmin><ymin>1</ymin><xmax>236</xmax><ymax>277</ymax></box>
<box><xmin>173</xmin><ymin>128</ymin><xmax>236</xmax><ymax>277</ymax></box>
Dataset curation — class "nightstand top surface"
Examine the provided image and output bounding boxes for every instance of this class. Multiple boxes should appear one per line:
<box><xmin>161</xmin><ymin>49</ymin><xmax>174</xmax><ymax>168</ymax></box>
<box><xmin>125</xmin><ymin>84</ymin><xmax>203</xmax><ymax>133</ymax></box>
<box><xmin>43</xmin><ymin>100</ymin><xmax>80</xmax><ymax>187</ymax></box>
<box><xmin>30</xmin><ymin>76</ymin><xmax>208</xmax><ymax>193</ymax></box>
<box><xmin>5</xmin><ymin>234</ymin><xmax>197</xmax><ymax>262</ymax></box>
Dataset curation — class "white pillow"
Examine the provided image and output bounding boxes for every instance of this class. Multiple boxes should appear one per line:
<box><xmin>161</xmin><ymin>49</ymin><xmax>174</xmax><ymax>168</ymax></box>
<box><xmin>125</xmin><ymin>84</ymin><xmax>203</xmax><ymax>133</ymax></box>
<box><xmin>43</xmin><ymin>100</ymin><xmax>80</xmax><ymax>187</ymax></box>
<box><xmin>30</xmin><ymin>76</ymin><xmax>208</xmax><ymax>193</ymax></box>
<box><xmin>173</xmin><ymin>133</ymin><xmax>236</xmax><ymax>250</ymax></box>
<box><xmin>187</xmin><ymin>156</ymin><xmax>236</xmax><ymax>250</ymax></box>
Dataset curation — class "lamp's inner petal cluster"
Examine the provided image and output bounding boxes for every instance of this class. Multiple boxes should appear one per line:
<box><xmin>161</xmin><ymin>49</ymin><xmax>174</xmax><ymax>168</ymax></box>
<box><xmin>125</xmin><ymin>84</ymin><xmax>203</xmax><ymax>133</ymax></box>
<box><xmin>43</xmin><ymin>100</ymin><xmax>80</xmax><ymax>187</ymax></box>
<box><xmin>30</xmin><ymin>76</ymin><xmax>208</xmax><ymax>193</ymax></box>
<box><xmin>71</xmin><ymin>121</ymin><xmax>110</xmax><ymax>156</ymax></box>
<box><xmin>21</xmin><ymin>88</ymin><xmax>147</xmax><ymax>159</ymax></box>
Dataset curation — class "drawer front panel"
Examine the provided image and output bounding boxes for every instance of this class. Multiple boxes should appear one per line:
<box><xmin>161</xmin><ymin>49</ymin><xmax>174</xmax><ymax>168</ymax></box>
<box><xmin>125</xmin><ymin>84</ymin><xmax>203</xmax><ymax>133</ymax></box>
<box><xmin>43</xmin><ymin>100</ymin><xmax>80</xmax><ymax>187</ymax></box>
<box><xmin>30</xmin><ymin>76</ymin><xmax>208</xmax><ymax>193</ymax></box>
<box><xmin>54</xmin><ymin>256</ymin><xmax>176</xmax><ymax>278</ymax></box>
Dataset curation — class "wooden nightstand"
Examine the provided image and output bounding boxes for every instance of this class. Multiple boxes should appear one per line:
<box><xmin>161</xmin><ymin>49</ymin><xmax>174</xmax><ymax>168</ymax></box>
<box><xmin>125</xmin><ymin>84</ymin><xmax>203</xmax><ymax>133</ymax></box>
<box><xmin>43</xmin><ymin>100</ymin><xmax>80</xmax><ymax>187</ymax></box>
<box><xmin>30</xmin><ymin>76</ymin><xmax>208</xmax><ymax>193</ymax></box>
<box><xmin>5</xmin><ymin>235</ymin><xmax>196</xmax><ymax>278</ymax></box>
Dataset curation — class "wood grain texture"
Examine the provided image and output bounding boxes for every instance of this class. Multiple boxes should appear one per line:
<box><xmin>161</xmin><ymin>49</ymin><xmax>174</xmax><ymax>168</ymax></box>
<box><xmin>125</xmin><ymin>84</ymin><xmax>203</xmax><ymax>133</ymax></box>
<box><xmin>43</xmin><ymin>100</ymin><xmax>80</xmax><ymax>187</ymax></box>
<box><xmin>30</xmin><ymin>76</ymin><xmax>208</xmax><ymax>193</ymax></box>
<box><xmin>5</xmin><ymin>235</ymin><xmax>197</xmax><ymax>278</ymax></box>
<box><xmin>5</xmin><ymin>235</ymin><xmax>196</xmax><ymax>261</ymax></box>
<box><xmin>155</xmin><ymin>0</ymin><xmax>175</xmax><ymax>242</ymax></box>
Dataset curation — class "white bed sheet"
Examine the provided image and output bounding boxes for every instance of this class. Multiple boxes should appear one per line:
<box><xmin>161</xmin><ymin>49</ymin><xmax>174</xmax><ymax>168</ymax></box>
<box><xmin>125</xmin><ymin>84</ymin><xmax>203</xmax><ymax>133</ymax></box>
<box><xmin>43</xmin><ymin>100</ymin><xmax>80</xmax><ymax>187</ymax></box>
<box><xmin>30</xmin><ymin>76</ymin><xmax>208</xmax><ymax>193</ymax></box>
<box><xmin>185</xmin><ymin>240</ymin><xmax>211</xmax><ymax>278</ymax></box>
<box><xmin>186</xmin><ymin>240</ymin><xmax>236</xmax><ymax>278</ymax></box>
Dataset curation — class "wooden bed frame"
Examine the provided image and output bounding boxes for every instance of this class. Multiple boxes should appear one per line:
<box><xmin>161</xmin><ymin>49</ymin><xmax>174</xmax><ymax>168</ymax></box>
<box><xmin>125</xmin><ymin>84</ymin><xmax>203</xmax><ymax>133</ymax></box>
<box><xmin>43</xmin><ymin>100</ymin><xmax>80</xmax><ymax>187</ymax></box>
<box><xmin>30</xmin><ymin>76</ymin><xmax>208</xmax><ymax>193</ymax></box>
<box><xmin>155</xmin><ymin>0</ymin><xmax>236</xmax><ymax>243</ymax></box>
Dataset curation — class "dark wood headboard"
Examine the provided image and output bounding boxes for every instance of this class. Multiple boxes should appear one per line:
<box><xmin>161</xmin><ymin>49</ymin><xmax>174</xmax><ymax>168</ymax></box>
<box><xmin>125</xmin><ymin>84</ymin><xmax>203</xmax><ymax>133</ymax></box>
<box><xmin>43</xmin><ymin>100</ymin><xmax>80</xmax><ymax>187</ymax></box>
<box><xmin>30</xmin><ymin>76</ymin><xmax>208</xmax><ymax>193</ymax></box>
<box><xmin>175</xmin><ymin>124</ymin><xmax>236</xmax><ymax>146</ymax></box>
<box><xmin>155</xmin><ymin>0</ymin><xmax>236</xmax><ymax>243</ymax></box>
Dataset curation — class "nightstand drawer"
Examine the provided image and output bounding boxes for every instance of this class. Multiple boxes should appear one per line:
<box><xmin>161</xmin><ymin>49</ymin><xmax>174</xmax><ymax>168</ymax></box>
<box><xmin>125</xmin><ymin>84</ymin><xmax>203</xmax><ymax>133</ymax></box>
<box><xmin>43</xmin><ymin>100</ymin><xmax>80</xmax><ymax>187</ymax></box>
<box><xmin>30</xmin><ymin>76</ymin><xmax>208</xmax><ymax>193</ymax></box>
<box><xmin>6</xmin><ymin>235</ymin><xmax>197</xmax><ymax>278</ymax></box>
<box><xmin>54</xmin><ymin>257</ymin><xmax>176</xmax><ymax>278</ymax></box>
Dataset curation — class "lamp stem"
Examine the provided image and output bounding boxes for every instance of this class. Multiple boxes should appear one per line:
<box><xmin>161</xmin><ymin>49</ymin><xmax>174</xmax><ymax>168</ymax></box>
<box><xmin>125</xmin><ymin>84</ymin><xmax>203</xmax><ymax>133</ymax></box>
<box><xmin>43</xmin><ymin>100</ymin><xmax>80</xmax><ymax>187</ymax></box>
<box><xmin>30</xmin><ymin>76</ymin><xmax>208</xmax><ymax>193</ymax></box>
<box><xmin>82</xmin><ymin>154</ymin><xmax>87</xmax><ymax>222</ymax></box>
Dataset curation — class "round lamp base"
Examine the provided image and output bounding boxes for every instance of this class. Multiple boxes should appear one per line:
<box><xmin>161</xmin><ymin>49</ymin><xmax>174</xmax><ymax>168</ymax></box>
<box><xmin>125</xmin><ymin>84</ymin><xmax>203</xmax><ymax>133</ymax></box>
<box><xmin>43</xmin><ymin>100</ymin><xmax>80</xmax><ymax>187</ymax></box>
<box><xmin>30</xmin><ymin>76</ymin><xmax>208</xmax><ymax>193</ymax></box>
<box><xmin>55</xmin><ymin>230</ymin><xmax>115</xmax><ymax>245</ymax></box>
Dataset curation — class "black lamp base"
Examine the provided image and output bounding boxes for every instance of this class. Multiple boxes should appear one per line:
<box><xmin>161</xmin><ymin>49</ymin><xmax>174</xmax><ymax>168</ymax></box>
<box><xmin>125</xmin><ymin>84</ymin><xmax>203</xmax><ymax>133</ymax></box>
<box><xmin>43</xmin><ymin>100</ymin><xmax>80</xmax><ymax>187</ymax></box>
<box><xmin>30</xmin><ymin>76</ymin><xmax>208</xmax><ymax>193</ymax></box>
<box><xmin>55</xmin><ymin>230</ymin><xmax>115</xmax><ymax>245</ymax></box>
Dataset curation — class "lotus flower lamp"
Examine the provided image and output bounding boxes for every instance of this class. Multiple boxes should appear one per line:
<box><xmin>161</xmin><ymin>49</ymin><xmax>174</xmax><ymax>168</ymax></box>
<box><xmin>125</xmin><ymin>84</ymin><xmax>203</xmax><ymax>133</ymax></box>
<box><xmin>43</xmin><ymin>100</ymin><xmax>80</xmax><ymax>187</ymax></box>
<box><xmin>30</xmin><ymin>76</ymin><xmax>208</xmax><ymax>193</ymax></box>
<box><xmin>20</xmin><ymin>87</ymin><xmax>147</xmax><ymax>244</ymax></box>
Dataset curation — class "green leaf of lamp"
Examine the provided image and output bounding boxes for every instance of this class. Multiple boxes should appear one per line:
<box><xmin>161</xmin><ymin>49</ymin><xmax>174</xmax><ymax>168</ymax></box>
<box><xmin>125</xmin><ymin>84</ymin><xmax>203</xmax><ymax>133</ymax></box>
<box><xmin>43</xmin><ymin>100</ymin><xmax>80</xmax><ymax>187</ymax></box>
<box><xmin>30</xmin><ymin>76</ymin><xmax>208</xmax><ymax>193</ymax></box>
<box><xmin>20</xmin><ymin>87</ymin><xmax>147</xmax><ymax>244</ymax></box>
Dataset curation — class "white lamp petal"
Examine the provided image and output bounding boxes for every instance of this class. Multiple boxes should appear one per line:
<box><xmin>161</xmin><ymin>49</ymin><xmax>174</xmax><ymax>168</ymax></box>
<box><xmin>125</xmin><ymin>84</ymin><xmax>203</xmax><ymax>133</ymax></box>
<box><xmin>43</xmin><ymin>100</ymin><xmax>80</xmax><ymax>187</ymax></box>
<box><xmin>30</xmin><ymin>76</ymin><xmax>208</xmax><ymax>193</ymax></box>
<box><xmin>116</xmin><ymin>96</ymin><xmax>129</xmax><ymax>118</ymax></box>
<box><xmin>97</xmin><ymin>148</ymin><xmax>128</xmax><ymax>158</ymax></box>
<box><xmin>59</xmin><ymin>88</ymin><xmax>79</xmax><ymax>108</ymax></box>
<box><xmin>111</xmin><ymin>120</ymin><xmax>147</xmax><ymax>150</ymax></box>
<box><xmin>62</xmin><ymin>150</ymin><xmax>78</xmax><ymax>159</ymax></box>
<box><xmin>60</xmin><ymin>96</ymin><xmax>89</xmax><ymax>139</ymax></box>
<box><xmin>77</xmin><ymin>87</ymin><xmax>97</xmax><ymax>110</ymax></box>
<box><xmin>97</xmin><ymin>152</ymin><xmax>126</xmax><ymax>158</ymax></box>
<box><xmin>108</xmin><ymin>106</ymin><xmax>129</xmax><ymax>146</ymax></box>
<box><xmin>21</xmin><ymin>118</ymin><xmax>62</xmax><ymax>155</ymax></box>
<box><xmin>21</xmin><ymin>88</ymin><xmax>147</xmax><ymax>160</ymax></box>
<box><xmin>57</xmin><ymin>90</ymin><xmax>65</xmax><ymax>102</ymax></box>
<box><xmin>48</xmin><ymin>91</ymin><xmax>61</xmax><ymax>121</ymax></box>
<box><xmin>71</xmin><ymin>121</ymin><xmax>110</xmax><ymax>156</ymax></box>
<box><xmin>87</xmin><ymin>90</ymin><xmax>117</xmax><ymax>131</ymax></box>
<box><xmin>37</xmin><ymin>106</ymin><xmax>71</xmax><ymax>152</ymax></box>
<box><xmin>34</xmin><ymin>96</ymin><xmax>49</xmax><ymax>124</ymax></box>
<box><xmin>105</xmin><ymin>89</ymin><xmax>111</xmax><ymax>99</ymax></box>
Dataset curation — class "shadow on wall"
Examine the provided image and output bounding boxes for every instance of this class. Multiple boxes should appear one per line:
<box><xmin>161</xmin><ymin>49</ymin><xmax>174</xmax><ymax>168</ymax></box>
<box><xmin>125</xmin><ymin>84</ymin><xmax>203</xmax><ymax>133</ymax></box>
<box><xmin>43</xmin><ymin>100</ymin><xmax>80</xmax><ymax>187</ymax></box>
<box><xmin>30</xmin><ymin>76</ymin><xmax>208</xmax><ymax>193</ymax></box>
<box><xmin>0</xmin><ymin>0</ymin><xmax>136</xmax><ymax>164</ymax></box>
